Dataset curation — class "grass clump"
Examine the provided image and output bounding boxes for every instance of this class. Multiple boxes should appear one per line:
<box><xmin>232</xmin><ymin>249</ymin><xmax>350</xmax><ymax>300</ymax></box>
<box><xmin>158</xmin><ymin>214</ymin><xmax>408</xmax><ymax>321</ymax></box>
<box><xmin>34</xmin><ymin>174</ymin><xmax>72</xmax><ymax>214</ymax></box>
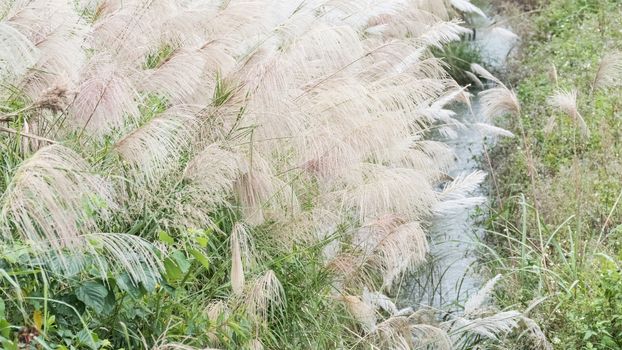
<box><xmin>433</xmin><ymin>41</ymin><xmax>485</xmax><ymax>86</ymax></box>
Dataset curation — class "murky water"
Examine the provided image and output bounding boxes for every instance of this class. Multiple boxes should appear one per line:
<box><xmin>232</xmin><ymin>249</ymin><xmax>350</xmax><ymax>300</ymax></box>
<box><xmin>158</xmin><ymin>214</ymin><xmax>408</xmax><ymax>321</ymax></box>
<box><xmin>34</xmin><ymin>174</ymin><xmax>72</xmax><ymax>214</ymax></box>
<box><xmin>398</xmin><ymin>16</ymin><xmax>518</xmax><ymax>311</ymax></box>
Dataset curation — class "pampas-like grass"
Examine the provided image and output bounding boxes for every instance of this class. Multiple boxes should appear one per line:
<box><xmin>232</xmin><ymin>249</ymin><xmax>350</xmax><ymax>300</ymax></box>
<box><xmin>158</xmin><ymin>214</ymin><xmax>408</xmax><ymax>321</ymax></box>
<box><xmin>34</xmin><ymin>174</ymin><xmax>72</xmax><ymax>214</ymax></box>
<box><xmin>376</xmin><ymin>138</ymin><xmax>455</xmax><ymax>181</ymax></box>
<box><xmin>116</xmin><ymin>107</ymin><xmax>198</xmax><ymax>185</ymax></box>
<box><xmin>547</xmin><ymin>89</ymin><xmax>589</xmax><ymax>137</ymax></box>
<box><xmin>463</xmin><ymin>274</ymin><xmax>501</xmax><ymax>315</ymax></box>
<box><xmin>450</xmin><ymin>0</ymin><xmax>486</xmax><ymax>18</ymax></box>
<box><xmin>71</xmin><ymin>56</ymin><xmax>140</xmax><ymax>133</ymax></box>
<box><xmin>138</xmin><ymin>48</ymin><xmax>209</xmax><ymax>103</ymax></box>
<box><xmin>338</xmin><ymin>164</ymin><xmax>437</xmax><ymax>222</ymax></box>
<box><xmin>0</xmin><ymin>0</ymin><xmax>529</xmax><ymax>348</ymax></box>
<box><xmin>204</xmin><ymin>299</ymin><xmax>231</xmax><ymax>345</ymax></box>
<box><xmin>231</xmin><ymin>227</ymin><xmax>245</xmax><ymax>295</ymax></box>
<box><xmin>82</xmin><ymin>232</ymin><xmax>162</xmax><ymax>285</ymax></box>
<box><xmin>0</xmin><ymin>22</ymin><xmax>39</xmax><ymax>80</ymax></box>
<box><xmin>465</xmin><ymin>70</ymin><xmax>484</xmax><ymax>89</ymax></box>
<box><xmin>593</xmin><ymin>51</ymin><xmax>622</xmax><ymax>91</ymax></box>
<box><xmin>342</xmin><ymin>295</ymin><xmax>377</xmax><ymax>332</ymax></box>
<box><xmin>230</xmin><ymin>222</ymin><xmax>255</xmax><ymax>296</ymax></box>
<box><xmin>471</xmin><ymin>64</ymin><xmax>521</xmax><ymax>120</ymax></box>
<box><xmin>0</xmin><ymin>145</ymin><xmax>116</xmax><ymax>250</ymax></box>
<box><xmin>234</xmin><ymin>153</ymin><xmax>299</xmax><ymax>225</ymax></box>
<box><xmin>90</xmin><ymin>1</ymin><xmax>160</xmax><ymax>63</ymax></box>
<box><xmin>411</xmin><ymin>324</ymin><xmax>452</xmax><ymax>350</ymax></box>
<box><xmin>446</xmin><ymin>310</ymin><xmax>522</xmax><ymax>340</ymax></box>
<box><xmin>354</xmin><ymin>217</ymin><xmax>428</xmax><ymax>288</ymax></box>
<box><xmin>240</xmin><ymin>269</ymin><xmax>285</xmax><ymax>322</ymax></box>
<box><xmin>479</xmin><ymin>86</ymin><xmax>521</xmax><ymax>119</ymax></box>
<box><xmin>435</xmin><ymin>170</ymin><xmax>487</xmax><ymax>215</ymax></box>
<box><xmin>183</xmin><ymin>143</ymin><xmax>241</xmax><ymax>207</ymax></box>
<box><xmin>362</xmin><ymin>288</ymin><xmax>398</xmax><ymax>315</ymax></box>
<box><xmin>0</xmin><ymin>146</ymin><xmax>164</xmax><ymax>281</ymax></box>
<box><xmin>473</xmin><ymin>122</ymin><xmax>515</xmax><ymax>138</ymax></box>
<box><xmin>519</xmin><ymin>316</ymin><xmax>553</xmax><ymax>350</ymax></box>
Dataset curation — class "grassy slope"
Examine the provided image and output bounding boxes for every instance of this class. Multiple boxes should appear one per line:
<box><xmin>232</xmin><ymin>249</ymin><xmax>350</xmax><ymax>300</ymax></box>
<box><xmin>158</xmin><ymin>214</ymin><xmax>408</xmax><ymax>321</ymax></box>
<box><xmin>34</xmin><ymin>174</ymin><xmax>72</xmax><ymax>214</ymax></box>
<box><xmin>486</xmin><ymin>0</ymin><xmax>622</xmax><ymax>348</ymax></box>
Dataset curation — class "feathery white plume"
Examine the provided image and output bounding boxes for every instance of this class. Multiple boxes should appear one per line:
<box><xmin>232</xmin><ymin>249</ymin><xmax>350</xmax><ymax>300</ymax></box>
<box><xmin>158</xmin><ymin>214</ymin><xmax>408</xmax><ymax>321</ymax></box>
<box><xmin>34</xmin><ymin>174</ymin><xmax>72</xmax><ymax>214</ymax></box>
<box><xmin>342</xmin><ymin>295</ymin><xmax>377</xmax><ymax>333</ymax></box>
<box><xmin>231</xmin><ymin>223</ymin><xmax>246</xmax><ymax>295</ymax></box>
<box><xmin>435</xmin><ymin>170</ymin><xmax>487</xmax><ymax>215</ymax></box>
<box><xmin>0</xmin><ymin>22</ymin><xmax>39</xmax><ymax>80</ymax></box>
<box><xmin>70</xmin><ymin>56</ymin><xmax>140</xmax><ymax>134</ymax></box>
<box><xmin>339</xmin><ymin>164</ymin><xmax>437</xmax><ymax>222</ymax></box>
<box><xmin>116</xmin><ymin>108</ymin><xmax>198</xmax><ymax>185</ymax></box>
<box><xmin>0</xmin><ymin>145</ymin><xmax>116</xmax><ymax>251</ymax></box>
<box><xmin>463</xmin><ymin>274</ymin><xmax>502</xmax><ymax>315</ymax></box>
<box><xmin>479</xmin><ymin>86</ymin><xmax>521</xmax><ymax>119</ymax></box>
<box><xmin>593</xmin><ymin>51</ymin><xmax>622</xmax><ymax>90</ymax></box>
<box><xmin>242</xmin><ymin>270</ymin><xmax>285</xmax><ymax>322</ymax></box>
<box><xmin>547</xmin><ymin>89</ymin><xmax>589</xmax><ymax>137</ymax></box>
<box><xmin>450</xmin><ymin>0</ymin><xmax>486</xmax><ymax>18</ymax></box>
<box><xmin>184</xmin><ymin>144</ymin><xmax>241</xmax><ymax>208</ymax></box>
<box><xmin>447</xmin><ymin>310</ymin><xmax>522</xmax><ymax>340</ymax></box>
<box><xmin>473</xmin><ymin>122</ymin><xmax>515</xmax><ymax>138</ymax></box>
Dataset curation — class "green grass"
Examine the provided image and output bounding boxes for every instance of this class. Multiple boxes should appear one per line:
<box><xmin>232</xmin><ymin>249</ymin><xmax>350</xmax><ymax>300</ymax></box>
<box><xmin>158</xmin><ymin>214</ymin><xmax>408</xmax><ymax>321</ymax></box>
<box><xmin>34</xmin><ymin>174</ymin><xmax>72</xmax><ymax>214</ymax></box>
<box><xmin>433</xmin><ymin>40</ymin><xmax>485</xmax><ymax>86</ymax></box>
<box><xmin>0</xmin><ymin>92</ymin><xmax>357</xmax><ymax>349</ymax></box>
<box><xmin>484</xmin><ymin>0</ymin><xmax>622</xmax><ymax>348</ymax></box>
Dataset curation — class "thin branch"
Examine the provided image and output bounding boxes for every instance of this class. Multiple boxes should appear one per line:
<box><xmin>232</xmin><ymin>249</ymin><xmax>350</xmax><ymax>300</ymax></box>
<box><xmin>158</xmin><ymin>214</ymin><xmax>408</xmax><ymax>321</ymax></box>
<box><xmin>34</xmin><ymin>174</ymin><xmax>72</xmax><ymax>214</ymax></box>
<box><xmin>0</xmin><ymin>126</ymin><xmax>57</xmax><ymax>144</ymax></box>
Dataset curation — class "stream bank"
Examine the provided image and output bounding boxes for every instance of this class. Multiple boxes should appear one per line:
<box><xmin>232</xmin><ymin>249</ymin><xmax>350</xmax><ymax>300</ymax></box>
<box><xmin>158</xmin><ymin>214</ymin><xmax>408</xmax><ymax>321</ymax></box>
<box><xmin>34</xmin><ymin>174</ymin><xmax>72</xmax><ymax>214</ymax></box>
<box><xmin>481</xmin><ymin>1</ymin><xmax>622</xmax><ymax>348</ymax></box>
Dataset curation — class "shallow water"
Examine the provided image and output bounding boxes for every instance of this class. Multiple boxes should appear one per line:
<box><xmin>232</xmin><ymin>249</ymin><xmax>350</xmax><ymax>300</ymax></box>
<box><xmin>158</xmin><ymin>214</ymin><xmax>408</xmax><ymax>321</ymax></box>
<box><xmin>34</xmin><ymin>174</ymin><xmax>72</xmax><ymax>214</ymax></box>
<box><xmin>399</xmin><ymin>98</ymin><xmax>490</xmax><ymax>310</ymax></box>
<box><xmin>398</xmin><ymin>16</ymin><xmax>518</xmax><ymax>311</ymax></box>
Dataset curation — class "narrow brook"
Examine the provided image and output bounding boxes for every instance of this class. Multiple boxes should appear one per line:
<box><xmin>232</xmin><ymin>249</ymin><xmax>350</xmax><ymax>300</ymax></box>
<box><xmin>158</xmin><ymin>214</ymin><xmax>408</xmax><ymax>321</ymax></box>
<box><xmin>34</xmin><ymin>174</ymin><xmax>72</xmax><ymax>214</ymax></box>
<box><xmin>398</xmin><ymin>14</ymin><xmax>519</xmax><ymax>312</ymax></box>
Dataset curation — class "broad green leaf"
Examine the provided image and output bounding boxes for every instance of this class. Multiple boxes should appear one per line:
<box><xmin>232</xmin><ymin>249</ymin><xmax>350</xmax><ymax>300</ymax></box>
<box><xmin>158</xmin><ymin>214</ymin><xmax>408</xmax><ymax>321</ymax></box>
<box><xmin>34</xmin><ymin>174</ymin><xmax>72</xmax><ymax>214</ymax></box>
<box><xmin>164</xmin><ymin>251</ymin><xmax>191</xmax><ymax>282</ymax></box>
<box><xmin>171</xmin><ymin>251</ymin><xmax>191</xmax><ymax>273</ymax></box>
<box><xmin>0</xmin><ymin>319</ymin><xmax>10</xmax><ymax>338</ymax></box>
<box><xmin>77</xmin><ymin>329</ymin><xmax>98</xmax><ymax>350</ymax></box>
<box><xmin>189</xmin><ymin>248</ymin><xmax>210</xmax><ymax>269</ymax></box>
<box><xmin>158</xmin><ymin>231</ymin><xmax>174</xmax><ymax>245</ymax></box>
<box><xmin>0</xmin><ymin>338</ymin><xmax>17</xmax><ymax>350</ymax></box>
<box><xmin>115</xmin><ymin>273</ymin><xmax>143</xmax><ymax>299</ymax></box>
<box><xmin>75</xmin><ymin>282</ymin><xmax>108</xmax><ymax>313</ymax></box>
<box><xmin>140</xmin><ymin>267</ymin><xmax>158</xmax><ymax>293</ymax></box>
<box><xmin>164</xmin><ymin>258</ymin><xmax>183</xmax><ymax>281</ymax></box>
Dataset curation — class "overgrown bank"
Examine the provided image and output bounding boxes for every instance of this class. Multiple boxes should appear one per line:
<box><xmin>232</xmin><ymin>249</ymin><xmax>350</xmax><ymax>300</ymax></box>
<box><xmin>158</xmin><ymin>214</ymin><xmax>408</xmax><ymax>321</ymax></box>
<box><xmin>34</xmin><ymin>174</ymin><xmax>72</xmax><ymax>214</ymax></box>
<box><xmin>486</xmin><ymin>0</ymin><xmax>622</xmax><ymax>348</ymax></box>
<box><xmin>0</xmin><ymin>1</ymin><xmax>535</xmax><ymax>349</ymax></box>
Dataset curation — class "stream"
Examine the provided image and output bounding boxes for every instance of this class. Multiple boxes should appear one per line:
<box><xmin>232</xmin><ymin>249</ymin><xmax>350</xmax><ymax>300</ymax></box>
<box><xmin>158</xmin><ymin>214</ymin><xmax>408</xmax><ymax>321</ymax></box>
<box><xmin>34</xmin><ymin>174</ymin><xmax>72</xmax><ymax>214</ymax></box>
<box><xmin>399</xmin><ymin>15</ymin><xmax>519</xmax><ymax>311</ymax></box>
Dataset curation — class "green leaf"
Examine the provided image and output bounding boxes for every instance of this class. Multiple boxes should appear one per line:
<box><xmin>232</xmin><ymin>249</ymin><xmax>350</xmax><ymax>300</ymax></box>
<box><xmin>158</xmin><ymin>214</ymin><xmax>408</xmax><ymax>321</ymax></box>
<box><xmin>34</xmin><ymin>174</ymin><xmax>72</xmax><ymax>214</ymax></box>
<box><xmin>0</xmin><ymin>319</ymin><xmax>10</xmax><ymax>338</ymax></box>
<box><xmin>75</xmin><ymin>282</ymin><xmax>109</xmax><ymax>313</ymax></box>
<box><xmin>0</xmin><ymin>298</ymin><xmax>5</xmax><ymax>319</ymax></box>
<box><xmin>77</xmin><ymin>329</ymin><xmax>99</xmax><ymax>350</ymax></box>
<box><xmin>139</xmin><ymin>267</ymin><xmax>158</xmax><ymax>293</ymax></box>
<box><xmin>115</xmin><ymin>273</ymin><xmax>143</xmax><ymax>299</ymax></box>
<box><xmin>164</xmin><ymin>259</ymin><xmax>183</xmax><ymax>282</ymax></box>
<box><xmin>583</xmin><ymin>330</ymin><xmax>596</xmax><ymax>341</ymax></box>
<box><xmin>171</xmin><ymin>251</ymin><xmax>191</xmax><ymax>272</ymax></box>
<box><xmin>196</xmin><ymin>236</ymin><xmax>208</xmax><ymax>248</ymax></box>
<box><xmin>0</xmin><ymin>338</ymin><xmax>17</xmax><ymax>350</ymax></box>
<box><xmin>189</xmin><ymin>248</ymin><xmax>210</xmax><ymax>270</ymax></box>
<box><xmin>158</xmin><ymin>231</ymin><xmax>175</xmax><ymax>245</ymax></box>
<box><xmin>164</xmin><ymin>251</ymin><xmax>190</xmax><ymax>282</ymax></box>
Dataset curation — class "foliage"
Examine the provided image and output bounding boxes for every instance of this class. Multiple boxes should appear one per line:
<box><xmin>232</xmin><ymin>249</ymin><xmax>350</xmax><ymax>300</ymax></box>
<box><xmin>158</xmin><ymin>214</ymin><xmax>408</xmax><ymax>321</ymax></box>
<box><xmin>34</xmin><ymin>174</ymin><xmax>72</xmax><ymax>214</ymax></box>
<box><xmin>433</xmin><ymin>41</ymin><xmax>485</xmax><ymax>86</ymax></box>
<box><xmin>485</xmin><ymin>0</ymin><xmax>622</xmax><ymax>348</ymax></box>
<box><xmin>0</xmin><ymin>0</ymin><xmax>518</xmax><ymax>349</ymax></box>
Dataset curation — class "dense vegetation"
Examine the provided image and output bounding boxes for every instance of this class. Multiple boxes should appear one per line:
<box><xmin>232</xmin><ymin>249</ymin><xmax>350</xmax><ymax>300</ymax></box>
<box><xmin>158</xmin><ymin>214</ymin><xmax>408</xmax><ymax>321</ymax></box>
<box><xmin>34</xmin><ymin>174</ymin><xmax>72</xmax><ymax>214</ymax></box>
<box><xmin>0</xmin><ymin>0</ymin><xmax>548</xmax><ymax>349</ymax></box>
<box><xmin>8</xmin><ymin>0</ymin><xmax>619</xmax><ymax>348</ymax></box>
<box><xmin>486</xmin><ymin>0</ymin><xmax>622</xmax><ymax>348</ymax></box>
